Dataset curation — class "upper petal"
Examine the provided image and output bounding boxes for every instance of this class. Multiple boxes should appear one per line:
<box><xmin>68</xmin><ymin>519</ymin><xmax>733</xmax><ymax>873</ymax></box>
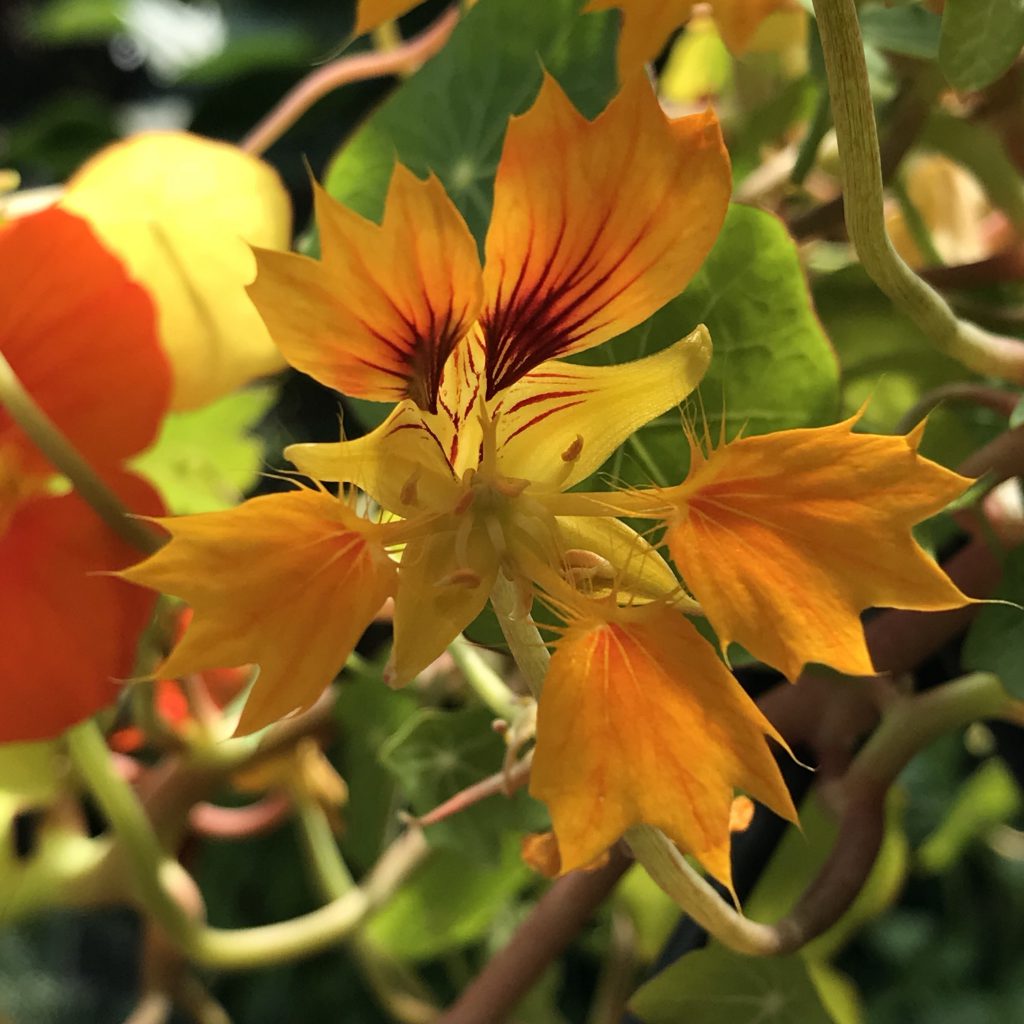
<box><xmin>493</xmin><ymin>325</ymin><xmax>711</xmax><ymax>489</ymax></box>
<box><xmin>530</xmin><ymin>601</ymin><xmax>796</xmax><ymax>889</ymax></box>
<box><xmin>0</xmin><ymin>208</ymin><xmax>169</xmax><ymax>473</ymax></box>
<box><xmin>480</xmin><ymin>73</ymin><xmax>729</xmax><ymax>396</ymax></box>
<box><xmin>120</xmin><ymin>489</ymin><xmax>398</xmax><ymax>734</ymax></box>
<box><xmin>0</xmin><ymin>472</ymin><xmax>163</xmax><ymax>742</ymax></box>
<box><xmin>660</xmin><ymin>418</ymin><xmax>974</xmax><ymax>679</ymax></box>
<box><xmin>250</xmin><ymin>168</ymin><xmax>482</xmax><ymax>413</ymax></box>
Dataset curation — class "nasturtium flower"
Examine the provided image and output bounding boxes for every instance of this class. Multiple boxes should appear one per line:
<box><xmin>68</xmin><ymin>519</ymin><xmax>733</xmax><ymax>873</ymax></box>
<box><xmin>123</xmin><ymin>71</ymin><xmax>972</xmax><ymax>889</ymax></box>
<box><xmin>0</xmin><ymin>208</ymin><xmax>170</xmax><ymax>741</ymax></box>
<box><xmin>586</xmin><ymin>0</ymin><xmax>787</xmax><ymax>73</ymax></box>
<box><xmin>61</xmin><ymin>133</ymin><xmax>292</xmax><ymax>411</ymax></box>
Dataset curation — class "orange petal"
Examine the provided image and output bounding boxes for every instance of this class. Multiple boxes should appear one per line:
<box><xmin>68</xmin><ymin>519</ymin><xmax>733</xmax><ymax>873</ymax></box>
<box><xmin>120</xmin><ymin>489</ymin><xmax>397</xmax><ymax>734</ymax></box>
<box><xmin>586</xmin><ymin>0</ymin><xmax>785</xmax><ymax>72</ymax></box>
<box><xmin>481</xmin><ymin>73</ymin><xmax>729</xmax><ymax>396</ymax></box>
<box><xmin>0</xmin><ymin>208</ymin><xmax>169</xmax><ymax>474</ymax></box>
<box><xmin>354</xmin><ymin>0</ymin><xmax>421</xmax><ymax>35</ymax></box>
<box><xmin>585</xmin><ymin>0</ymin><xmax>695</xmax><ymax>73</ymax></box>
<box><xmin>0</xmin><ymin>472</ymin><xmax>163</xmax><ymax>742</ymax></box>
<box><xmin>661</xmin><ymin>418</ymin><xmax>973</xmax><ymax>679</ymax></box>
<box><xmin>249</xmin><ymin>169</ymin><xmax>482</xmax><ymax>413</ymax></box>
<box><xmin>521</xmin><ymin>830</ymin><xmax>611</xmax><ymax>878</ymax></box>
<box><xmin>709</xmin><ymin>0</ymin><xmax>789</xmax><ymax>53</ymax></box>
<box><xmin>530</xmin><ymin>601</ymin><xmax>795</xmax><ymax>889</ymax></box>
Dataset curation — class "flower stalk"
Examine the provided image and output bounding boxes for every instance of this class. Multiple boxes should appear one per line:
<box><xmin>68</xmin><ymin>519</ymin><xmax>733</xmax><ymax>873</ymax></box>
<box><xmin>812</xmin><ymin>0</ymin><xmax>1024</xmax><ymax>382</ymax></box>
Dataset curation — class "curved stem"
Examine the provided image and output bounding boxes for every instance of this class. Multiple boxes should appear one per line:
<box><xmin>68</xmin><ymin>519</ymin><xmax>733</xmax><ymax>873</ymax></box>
<box><xmin>67</xmin><ymin>720</ymin><xmax>196</xmax><ymax>946</ymax></box>
<box><xmin>240</xmin><ymin>7</ymin><xmax>460</xmax><ymax>156</ymax></box>
<box><xmin>896</xmin><ymin>382</ymin><xmax>1020</xmax><ymax>434</ymax></box>
<box><xmin>448</xmin><ymin>634</ymin><xmax>521</xmax><ymax>720</ymax></box>
<box><xmin>812</xmin><ymin>0</ymin><xmax>1024</xmax><ymax>383</ymax></box>
<box><xmin>489</xmin><ymin>574</ymin><xmax>550</xmax><ymax>698</ymax></box>
<box><xmin>0</xmin><ymin>350</ymin><xmax>161</xmax><ymax>554</ymax></box>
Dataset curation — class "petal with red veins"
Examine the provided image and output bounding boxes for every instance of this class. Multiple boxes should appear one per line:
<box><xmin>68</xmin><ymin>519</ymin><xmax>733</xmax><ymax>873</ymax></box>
<box><xmin>480</xmin><ymin>74</ymin><xmax>728</xmax><ymax>396</ymax></box>
<box><xmin>249</xmin><ymin>169</ymin><xmax>482</xmax><ymax>413</ymax></box>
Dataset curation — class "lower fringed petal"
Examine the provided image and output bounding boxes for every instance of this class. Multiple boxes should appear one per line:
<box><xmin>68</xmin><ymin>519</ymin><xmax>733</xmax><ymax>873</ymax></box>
<box><xmin>660</xmin><ymin>417</ymin><xmax>974</xmax><ymax>680</ymax></box>
<box><xmin>120</xmin><ymin>489</ymin><xmax>397</xmax><ymax>734</ymax></box>
<box><xmin>0</xmin><ymin>472</ymin><xmax>163</xmax><ymax>742</ymax></box>
<box><xmin>530</xmin><ymin>602</ymin><xmax>796</xmax><ymax>892</ymax></box>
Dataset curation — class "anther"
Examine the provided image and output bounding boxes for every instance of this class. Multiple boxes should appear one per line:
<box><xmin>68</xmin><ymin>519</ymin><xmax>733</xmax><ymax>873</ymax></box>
<box><xmin>561</xmin><ymin>434</ymin><xmax>584</xmax><ymax>463</ymax></box>
<box><xmin>563</xmin><ymin>548</ymin><xmax>614</xmax><ymax>585</ymax></box>
<box><xmin>494</xmin><ymin>476</ymin><xmax>529</xmax><ymax>498</ymax></box>
<box><xmin>399</xmin><ymin>472</ymin><xmax>419</xmax><ymax>507</ymax></box>
<box><xmin>454</xmin><ymin>489</ymin><xmax>476</xmax><ymax>515</ymax></box>
<box><xmin>436</xmin><ymin>567</ymin><xmax>483</xmax><ymax>588</ymax></box>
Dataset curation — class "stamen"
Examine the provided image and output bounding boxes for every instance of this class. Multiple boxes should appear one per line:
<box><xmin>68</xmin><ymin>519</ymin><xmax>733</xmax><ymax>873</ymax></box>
<box><xmin>562</xmin><ymin>548</ymin><xmax>615</xmax><ymax>586</ymax></box>
<box><xmin>561</xmin><ymin>434</ymin><xmax>584</xmax><ymax>463</ymax></box>
<box><xmin>454</xmin><ymin>489</ymin><xmax>476</xmax><ymax>515</ymax></box>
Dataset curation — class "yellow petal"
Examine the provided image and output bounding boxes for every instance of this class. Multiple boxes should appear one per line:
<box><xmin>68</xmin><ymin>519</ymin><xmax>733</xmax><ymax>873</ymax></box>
<box><xmin>661</xmin><ymin>418</ymin><xmax>973</xmax><ymax>679</ymax></box>
<box><xmin>250</xmin><ymin>169</ymin><xmax>482</xmax><ymax>412</ymax></box>
<box><xmin>354</xmin><ymin>0</ymin><xmax>421</xmax><ymax>35</ymax></box>
<box><xmin>390</xmin><ymin>521</ymin><xmax>500</xmax><ymax>684</ymax></box>
<box><xmin>493</xmin><ymin>325</ymin><xmax>711</xmax><ymax>489</ymax></box>
<box><xmin>120</xmin><ymin>490</ymin><xmax>397</xmax><ymax>734</ymax></box>
<box><xmin>286</xmin><ymin>401</ymin><xmax>460</xmax><ymax>518</ymax></box>
<box><xmin>553</xmin><ymin>515</ymin><xmax>681</xmax><ymax>604</ymax></box>
<box><xmin>481</xmin><ymin>74</ymin><xmax>729</xmax><ymax>395</ymax></box>
<box><xmin>530</xmin><ymin>601</ymin><xmax>796</xmax><ymax>888</ymax></box>
<box><xmin>62</xmin><ymin>133</ymin><xmax>292</xmax><ymax>411</ymax></box>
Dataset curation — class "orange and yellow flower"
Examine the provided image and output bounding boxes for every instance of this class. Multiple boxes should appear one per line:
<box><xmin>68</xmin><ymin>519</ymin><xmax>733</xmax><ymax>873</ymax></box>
<box><xmin>0</xmin><ymin>208</ymin><xmax>171</xmax><ymax>741</ymax></box>
<box><xmin>123</xmin><ymin>72</ymin><xmax>972</xmax><ymax>890</ymax></box>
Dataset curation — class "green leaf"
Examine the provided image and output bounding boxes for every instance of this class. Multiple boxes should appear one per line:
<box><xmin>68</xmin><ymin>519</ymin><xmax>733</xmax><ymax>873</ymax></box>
<box><xmin>132</xmin><ymin>385</ymin><xmax>277</xmax><ymax>514</ymax></box>
<box><xmin>334</xmin><ymin>668</ymin><xmax>420</xmax><ymax>873</ymax></box>
<box><xmin>379</xmin><ymin>705</ymin><xmax>547</xmax><ymax>862</ymax></box>
<box><xmin>629</xmin><ymin>943</ymin><xmax>837</xmax><ymax>1024</ymax></box>
<box><xmin>813</xmin><ymin>267</ymin><xmax>1002</xmax><ymax>469</ymax></box>
<box><xmin>859</xmin><ymin>3</ymin><xmax>941</xmax><ymax>60</ymax></box>
<box><xmin>939</xmin><ymin>0</ymin><xmax>1024</xmax><ymax>92</ymax></box>
<box><xmin>917</xmin><ymin>758</ymin><xmax>1022</xmax><ymax>874</ymax></box>
<box><xmin>323</xmin><ymin>0</ymin><xmax>617</xmax><ymax>244</ymax></box>
<box><xmin>364</xmin><ymin>836</ymin><xmax>531</xmax><ymax>961</ymax></box>
<box><xmin>1012</xmin><ymin>395</ymin><xmax>1024</xmax><ymax>428</ymax></box>
<box><xmin>591</xmin><ymin>204</ymin><xmax>840</xmax><ymax>488</ymax></box>
<box><xmin>963</xmin><ymin>546</ymin><xmax>1024</xmax><ymax>698</ymax></box>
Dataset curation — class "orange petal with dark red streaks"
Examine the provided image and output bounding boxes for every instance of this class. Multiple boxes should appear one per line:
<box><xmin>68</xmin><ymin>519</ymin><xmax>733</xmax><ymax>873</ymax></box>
<box><xmin>249</xmin><ymin>168</ymin><xmax>482</xmax><ymax>413</ymax></box>
<box><xmin>530</xmin><ymin>601</ymin><xmax>796</xmax><ymax>890</ymax></box>
<box><xmin>481</xmin><ymin>74</ymin><xmax>729</xmax><ymax>396</ymax></box>
<box><xmin>0</xmin><ymin>208</ymin><xmax>169</xmax><ymax>475</ymax></box>
<box><xmin>0</xmin><ymin>472</ymin><xmax>163</xmax><ymax>742</ymax></box>
<box><xmin>120</xmin><ymin>489</ymin><xmax>397</xmax><ymax>734</ymax></box>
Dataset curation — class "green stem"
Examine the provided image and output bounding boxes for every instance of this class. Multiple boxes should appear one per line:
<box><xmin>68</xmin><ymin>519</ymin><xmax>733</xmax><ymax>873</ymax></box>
<box><xmin>66</xmin><ymin>720</ymin><xmax>196</xmax><ymax>946</ymax></box>
<box><xmin>488</xmin><ymin>575</ymin><xmax>550</xmax><ymax>699</ymax></box>
<box><xmin>294</xmin><ymin>792</ymin><xmax>355</xmax><ymax>902</ymax></box>
<box><xmin>448</xmin><ymin>634</ymin><xmax>521</xmax><ymax>720</ymax></box>
<box><xmin>0</xmin><ymin>349</ymin><xmax>161</xmax><ymax>554</ymax></box>
<box><xmin>812</xmin><ymin>0</ymin><xmax>1024</xmax><ymax>383</ymax></box>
